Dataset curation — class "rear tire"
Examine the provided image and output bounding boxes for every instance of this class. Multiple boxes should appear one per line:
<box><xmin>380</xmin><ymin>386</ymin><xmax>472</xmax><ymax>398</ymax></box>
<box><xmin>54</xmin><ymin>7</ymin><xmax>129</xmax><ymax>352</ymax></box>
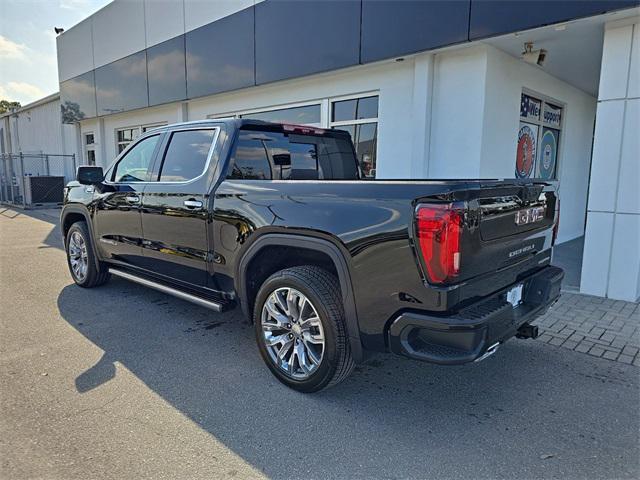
<box><xmin>254</xmin><ymin>265</ymin><xmax>354</xmax><ymax>393</ymax></box>
<box><xmin>65</xmin><ymin>221</ymin><xmax>110</xmax><ymax>288</ymax></box>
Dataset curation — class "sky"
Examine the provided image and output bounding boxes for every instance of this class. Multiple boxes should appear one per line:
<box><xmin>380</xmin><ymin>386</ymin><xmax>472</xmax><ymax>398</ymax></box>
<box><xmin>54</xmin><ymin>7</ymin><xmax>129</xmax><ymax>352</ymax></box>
<box><xmin>0</xmin><ymin>0</ymin><xmax>111</xmax><ymax>106</ymax></box>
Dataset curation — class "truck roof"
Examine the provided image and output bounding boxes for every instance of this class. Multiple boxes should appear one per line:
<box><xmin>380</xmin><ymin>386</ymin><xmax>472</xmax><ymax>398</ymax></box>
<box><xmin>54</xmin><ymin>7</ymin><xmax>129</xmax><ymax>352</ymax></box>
<box><xmin>148</xmin><ymin>118</ymin><xmax>348</xmax><ymax>138</ymax></box>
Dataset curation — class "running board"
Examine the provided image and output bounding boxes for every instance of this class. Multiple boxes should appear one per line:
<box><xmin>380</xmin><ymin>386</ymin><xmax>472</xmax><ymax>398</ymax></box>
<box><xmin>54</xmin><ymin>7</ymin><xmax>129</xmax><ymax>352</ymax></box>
<box><xmin>109</xmin><ymin>268</ymin><xmax>223</xmax><ymax>312</ymax></box>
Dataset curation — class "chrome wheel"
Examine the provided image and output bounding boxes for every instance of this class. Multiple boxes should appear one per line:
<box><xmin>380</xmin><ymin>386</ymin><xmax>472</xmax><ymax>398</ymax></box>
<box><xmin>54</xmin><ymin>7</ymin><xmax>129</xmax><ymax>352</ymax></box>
<box><xmin>261</xmin><ymin>287</ymin><xmax>325</xmax><ymax>380</ymax></box>
<box><xmin>68</xmin><ymin>231</ymin><xmax>89</xmax><ymax>282</ymax></box>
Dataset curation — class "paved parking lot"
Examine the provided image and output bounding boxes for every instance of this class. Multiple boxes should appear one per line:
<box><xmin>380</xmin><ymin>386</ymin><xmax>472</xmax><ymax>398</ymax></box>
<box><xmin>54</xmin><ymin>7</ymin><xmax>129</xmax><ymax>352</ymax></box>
<box><xmin>1</xmin><ymin>207</ymin><xmax>639</xmax><ymax>479</ymax></box>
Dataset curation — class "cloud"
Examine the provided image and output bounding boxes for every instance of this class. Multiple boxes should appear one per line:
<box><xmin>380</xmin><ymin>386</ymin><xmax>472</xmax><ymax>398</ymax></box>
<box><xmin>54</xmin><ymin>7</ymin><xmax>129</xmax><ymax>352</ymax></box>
<box><xmin>0</xmin><ymin>81</ymin><xmax>45</xmax><ymax>104</ymax></box>
<box><xmin>59</xmin><ymin>0</ymin><xmax>90</xmax><ymax>11</ymax></box>
<box><xmin>0</xmin><ymin>35</ymin><xmax>29</xmax><ymax>61</ymax></box>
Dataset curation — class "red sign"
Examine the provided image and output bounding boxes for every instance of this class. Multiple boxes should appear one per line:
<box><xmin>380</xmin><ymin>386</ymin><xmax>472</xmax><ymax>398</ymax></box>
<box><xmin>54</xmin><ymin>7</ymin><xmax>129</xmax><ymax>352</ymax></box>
<box><xmin>516</xmin><ymin>123</ymin><xmax>537</xmax><ymax>178</ymax></box>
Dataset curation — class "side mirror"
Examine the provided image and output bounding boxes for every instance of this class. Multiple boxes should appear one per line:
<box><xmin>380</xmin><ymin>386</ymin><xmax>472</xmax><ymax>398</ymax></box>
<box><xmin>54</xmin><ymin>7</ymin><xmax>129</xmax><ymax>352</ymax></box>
<box><xmin>272</xmin><ymin>153</ymin><xmax>291</xmax><ymax>166</ymax></box>
<box><xmin>77</xmin><ymin>166</ymin><xmax>104</xmax><ymax>185</ymax></box>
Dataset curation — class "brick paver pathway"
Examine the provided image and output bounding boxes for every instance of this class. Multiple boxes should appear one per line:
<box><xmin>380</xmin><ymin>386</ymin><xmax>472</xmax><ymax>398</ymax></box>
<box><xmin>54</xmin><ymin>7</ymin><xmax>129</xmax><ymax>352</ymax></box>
<box><xmin>535</xmin><ymin>292</ymin><xmax>640</xmax><ymax>366</ymax></box>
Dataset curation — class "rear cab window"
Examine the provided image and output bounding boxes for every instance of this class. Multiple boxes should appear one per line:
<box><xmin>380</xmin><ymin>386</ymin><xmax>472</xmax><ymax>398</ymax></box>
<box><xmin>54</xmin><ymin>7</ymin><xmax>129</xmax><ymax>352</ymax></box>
<box><xmin>227</xmin><ymin>125</ymin><xmax>359</xmax><ymax>180</ymax></box>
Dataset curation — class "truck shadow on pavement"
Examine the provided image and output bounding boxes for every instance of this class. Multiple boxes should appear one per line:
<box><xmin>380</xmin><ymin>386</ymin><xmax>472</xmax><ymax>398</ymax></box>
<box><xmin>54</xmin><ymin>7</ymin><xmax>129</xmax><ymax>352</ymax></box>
<box><xmin>56</xmin><ymin>279</ymin><xmax>639</xmax><ymax>479</ymax></box>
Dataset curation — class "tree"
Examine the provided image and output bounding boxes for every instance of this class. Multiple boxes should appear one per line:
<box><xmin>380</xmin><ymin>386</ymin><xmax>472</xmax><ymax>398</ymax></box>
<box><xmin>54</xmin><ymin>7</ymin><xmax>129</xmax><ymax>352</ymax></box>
<box><xmin>0</xmin><ymin>100</ymin><xmax>21</xmax><ymax>114</ymax></box>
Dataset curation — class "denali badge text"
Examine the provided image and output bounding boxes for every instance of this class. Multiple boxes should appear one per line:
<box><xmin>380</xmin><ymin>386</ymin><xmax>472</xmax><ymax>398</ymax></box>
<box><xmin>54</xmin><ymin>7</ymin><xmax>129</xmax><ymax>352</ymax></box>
<box><xmin>515</xmin><ymin>206</ymin><xmax>545</xmax><ymax>226</ymax></box>
<box><xmin>509</xmin><ymin>244</ymin><xmax>536</xmax><ymax>258</ymax></box>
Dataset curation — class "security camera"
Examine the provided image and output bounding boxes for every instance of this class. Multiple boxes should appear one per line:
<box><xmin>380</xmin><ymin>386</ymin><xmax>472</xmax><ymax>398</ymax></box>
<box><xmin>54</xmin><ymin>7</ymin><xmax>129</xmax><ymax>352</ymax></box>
<box><xmin>522</xmin><ymin>42</ymin><xmax>547</xmax><ymax>66</ymax></box>
<box><xmin>54</xmin><ymin>27</ymin><xmax>65</xmax><ymax>34</ymax></box>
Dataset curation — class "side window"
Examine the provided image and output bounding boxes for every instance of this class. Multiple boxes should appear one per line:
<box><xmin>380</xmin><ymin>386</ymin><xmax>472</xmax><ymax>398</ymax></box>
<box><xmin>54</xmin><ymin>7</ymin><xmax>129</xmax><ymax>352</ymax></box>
<box><xmin>227</xmin><ymin>132</ymin><xmax>272</xmax><ymax>180</ymax></box>
<box><xmin>158</xmin><ymin>129</ymin><xmax>216</xmax><ymax>182</ymax></box>
<box><xmin>112</xmin><ymin>134</ymin><xmax>160</xmax><ymax>182</ymax></box>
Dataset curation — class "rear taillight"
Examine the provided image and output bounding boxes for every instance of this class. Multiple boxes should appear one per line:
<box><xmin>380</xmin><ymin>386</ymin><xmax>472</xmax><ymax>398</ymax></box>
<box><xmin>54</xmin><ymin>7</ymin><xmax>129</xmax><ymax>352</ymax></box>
<box><xmin>415</xmin><ymin>203</ymin><xmax>463</xmax><ymax>284</ymax></box>
<box><xmin>552</xmin><ymin>198</ymin><xmax>560</xmax><ymax>245</ymax></box>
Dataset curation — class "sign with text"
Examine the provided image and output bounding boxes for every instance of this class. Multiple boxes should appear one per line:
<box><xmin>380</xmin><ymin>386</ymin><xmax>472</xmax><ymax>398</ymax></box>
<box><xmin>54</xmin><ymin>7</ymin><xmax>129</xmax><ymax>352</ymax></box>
<box><xmin>520</xmin><ymin>94</ymin><xmax>541</xmax><ymax>121</ymax></box>
<box><xmin>543</xmin><ymin>103</ymin><xmax>562</xmax><ymax>128</ymax></box>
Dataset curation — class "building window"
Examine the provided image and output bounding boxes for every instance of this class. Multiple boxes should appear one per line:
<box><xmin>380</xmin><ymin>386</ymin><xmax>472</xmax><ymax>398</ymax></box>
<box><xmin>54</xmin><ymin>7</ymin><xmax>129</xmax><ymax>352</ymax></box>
<box><xmin>209</xmin><ymin>93</ymin><xmax>379</xmax><ymax>178</ymax></box>
<box><xmin>84</xmin><ymin>133</ymin><xmax>96</xmax><ymax>166</ymax></box>
<box><xmin>516</xmin><ymin>92</ymin><xmax>563</xmax><ymax>180</ymax></box>
<box><xmin>330</xmin><ymin>95</ymin><xmax>379</xmax><ymax>179</ymax></box>
<box><xmin>116</xmin><ymin>123</ymin><xmax>166</xmax><ymax>154</ymax></box>
<box><xmin>239</xmin><ymin>104</ymin><xmax>321</xmax><ymax>126</ymax></box>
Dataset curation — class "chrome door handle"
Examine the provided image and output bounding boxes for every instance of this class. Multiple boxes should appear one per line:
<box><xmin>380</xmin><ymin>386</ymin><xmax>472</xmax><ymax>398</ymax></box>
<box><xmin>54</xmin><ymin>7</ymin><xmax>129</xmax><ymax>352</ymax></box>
<box><xmin>125</xmin><ymin>195</ymin><xmax>140</xmax><ymax>204</ymax></box>
<box><xmin>183</xmin><ymin>200</ymin><xmax>203</xmax><ymax>209</ymax></box>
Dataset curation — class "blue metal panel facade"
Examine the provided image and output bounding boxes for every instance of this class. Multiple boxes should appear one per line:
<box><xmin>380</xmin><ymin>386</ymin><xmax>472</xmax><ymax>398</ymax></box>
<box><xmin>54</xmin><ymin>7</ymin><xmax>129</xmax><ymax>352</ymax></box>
<box><xmin>255</xmin><ymin>0</ymin><xmax>361</xmax><ymax>84</ymax></box>
<box><xmin>186</xmin><ymin>7</ymin><xmax>255</xmax><ymax>99</ymax></box>
<box><xmin>95</xmin><ymin>50</ymin><xmax>148</xmax><ymax>116</ymax></box>
<box><xmin>60</xmin><ymin>0</ymin><xmax>639</xmax><ymax>123</ymax></box>
<box><xmin>469</xmin><ymin>0</ymin><xmax>639</xmax><ymax>40</ymax></box>
<box><xmin>60</xmin><ymin>70</ymin><xmax>97</xmax><ymax>122</ymax></box>
<box><xmin>361</xmin><ymin>0</ymin><xmax>471</xmax><ymax>63</ymax></box>
<box><xmin>147</xmin><ymin>35</ymin><xmax>187</xmax><ymax>107</ymax></box>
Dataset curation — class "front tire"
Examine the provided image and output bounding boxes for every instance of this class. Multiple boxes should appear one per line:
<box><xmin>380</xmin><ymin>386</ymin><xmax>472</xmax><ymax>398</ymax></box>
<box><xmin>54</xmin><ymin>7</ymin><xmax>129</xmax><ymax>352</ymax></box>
<box><xmin>254</xmin><ymin>266</ymin><xmax>354</xmax><ymax>392</ymax></box>
<box><xmin>65</xmin><ymin>221</ymin><xmax>110</xmax><ymax>288</ymax></box>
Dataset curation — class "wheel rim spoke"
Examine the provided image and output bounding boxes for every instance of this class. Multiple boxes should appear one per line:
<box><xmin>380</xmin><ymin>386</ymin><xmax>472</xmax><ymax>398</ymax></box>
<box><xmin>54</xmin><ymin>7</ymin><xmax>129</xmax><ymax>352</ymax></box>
<box><xmin>67</xmin><ymin>231</ymin><xmax>89</xmax><ymax>281</ymax></box>
<box><xmin>261</xmin><ymin>287</ymin><xmax>325</xmax><ymax>380</ymax></box>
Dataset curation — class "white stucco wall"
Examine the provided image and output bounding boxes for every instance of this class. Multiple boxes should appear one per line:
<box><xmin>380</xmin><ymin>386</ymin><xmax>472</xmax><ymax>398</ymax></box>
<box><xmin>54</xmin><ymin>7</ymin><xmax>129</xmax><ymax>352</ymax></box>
<box><xmin>481</xmin><ymin>45</ymin><xmax>597</xmax><ymax>244</ymax></box>
<box><xmin>427</xmin><ymin>44</ymin><xmax>596</xmax><ymax>244</ymax></box>
<box><xmin>581</xmin><ymin>18</ymin><xmax>640</xmax><ymax>302</ymax></box>
<box><xmin>81</xmin><ymin>57</ymin><xmax>423</xmax><ymax>177</ymax></box>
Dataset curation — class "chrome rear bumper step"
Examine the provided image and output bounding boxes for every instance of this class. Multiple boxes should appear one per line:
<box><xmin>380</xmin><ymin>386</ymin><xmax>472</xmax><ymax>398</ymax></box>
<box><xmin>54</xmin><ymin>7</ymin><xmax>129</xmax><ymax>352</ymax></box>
<box><xmin>109</xmin><ymin>268</ymin><xmax>223</xmax><ymax>312</ymax></box>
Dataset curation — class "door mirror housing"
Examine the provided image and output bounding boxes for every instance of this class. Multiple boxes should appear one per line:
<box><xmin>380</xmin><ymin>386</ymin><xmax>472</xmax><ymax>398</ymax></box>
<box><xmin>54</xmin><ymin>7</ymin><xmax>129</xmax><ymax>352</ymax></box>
<box><xmin>77</xmin><ymin>166</ymin><xmax>104</xmax><ymax>185</ymax></box>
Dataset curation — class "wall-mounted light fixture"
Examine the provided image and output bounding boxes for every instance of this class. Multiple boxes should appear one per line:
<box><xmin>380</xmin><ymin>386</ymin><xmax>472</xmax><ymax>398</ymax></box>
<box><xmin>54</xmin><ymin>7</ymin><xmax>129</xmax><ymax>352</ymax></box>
<box><xmin>522</xmin><ymin>42</ymin><xmax>547</xmax><ymax>67</ymax></box>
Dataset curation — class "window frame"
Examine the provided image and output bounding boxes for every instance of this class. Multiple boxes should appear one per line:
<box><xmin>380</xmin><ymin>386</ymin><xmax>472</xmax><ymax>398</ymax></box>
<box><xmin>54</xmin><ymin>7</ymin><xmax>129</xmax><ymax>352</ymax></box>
<box><xmin>84</xmin><ymin>132</ymin><xmax>96</xmax><ymax>166</ymax></box>
<box><xmin>106</xmin><ymin>133</ymin><xmax>163</xmax><ymax>184</ymax></box>
<box><xmin>329</xmin><ymin>92</ymin><xmax>379</xmax><ymax>179</ymax></box>
<box><xmin>115</xmin><ymin>122</ymin><xmax>167</xmax><ymax>155</ymax></box>
<box><xmin>210</xmin><ymin>91</ymin><xmax>379</xmax><ymax>180</ymax></box>
<box><xmin>518</xmin><ymin>88</ymin><xmax>565</xmax><ymax>181</ymax></box>
<box><xmin>153</xmin><ymin>127</ymin><xmax>221</xmax><ymax>185</ymax></box>
<box><xmin>208</xmin><ymin>99</ymin><xmax>323</xmax><ymax>127</ymax></box>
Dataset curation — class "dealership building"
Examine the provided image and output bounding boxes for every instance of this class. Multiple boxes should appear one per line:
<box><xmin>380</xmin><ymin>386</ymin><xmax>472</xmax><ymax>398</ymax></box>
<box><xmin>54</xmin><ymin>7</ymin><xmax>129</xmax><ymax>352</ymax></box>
<box><xmin>13</xmin><ymin>0</ymin><xmax>633</xmax><ymax>302</ymax></box>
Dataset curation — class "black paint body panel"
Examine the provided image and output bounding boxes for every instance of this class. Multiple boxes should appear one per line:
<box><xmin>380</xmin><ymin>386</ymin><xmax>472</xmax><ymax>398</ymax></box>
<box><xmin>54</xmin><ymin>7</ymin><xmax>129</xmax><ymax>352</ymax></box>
<box><xmin>62</xmin><ymin>119</ymin><xmax>560</xmax><ymax>360</ymax></box>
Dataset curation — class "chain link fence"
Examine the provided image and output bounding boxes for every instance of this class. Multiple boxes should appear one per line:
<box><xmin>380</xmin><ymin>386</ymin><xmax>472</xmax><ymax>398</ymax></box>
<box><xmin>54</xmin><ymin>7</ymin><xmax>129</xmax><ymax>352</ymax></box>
<box><xmin>0</xmin><ymin>153</ymin><xmax>77</xmax><ymax>208</ymax></box>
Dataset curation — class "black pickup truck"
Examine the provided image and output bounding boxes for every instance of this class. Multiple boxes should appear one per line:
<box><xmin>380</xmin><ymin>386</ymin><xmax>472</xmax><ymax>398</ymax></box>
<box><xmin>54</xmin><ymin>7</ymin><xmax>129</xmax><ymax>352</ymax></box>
<box><xmin>61</xmin><ymin>119</ymin><xmax>563</xmax><ymax>392</ymax></box>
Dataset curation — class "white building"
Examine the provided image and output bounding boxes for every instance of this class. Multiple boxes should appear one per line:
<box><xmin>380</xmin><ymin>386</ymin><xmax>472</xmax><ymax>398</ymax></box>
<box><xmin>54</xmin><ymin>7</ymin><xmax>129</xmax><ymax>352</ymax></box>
<box><xmin>52</xmin><ymin>0</ymin><xmax>639</xmax><ymax>301</ymax></box>
<box><xmin>1</xmin><ymin>93</ymin><xmax>80</xmax><ymax>204</ymax></box>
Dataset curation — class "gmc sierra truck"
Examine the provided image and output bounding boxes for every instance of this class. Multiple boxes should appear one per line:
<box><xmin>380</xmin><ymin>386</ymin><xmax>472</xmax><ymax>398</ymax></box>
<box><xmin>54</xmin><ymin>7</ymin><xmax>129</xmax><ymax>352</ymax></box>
<box><xmin>61</xmin><ymin>119</ymin><xmax>563</xmax><ymax>392</ymax></box>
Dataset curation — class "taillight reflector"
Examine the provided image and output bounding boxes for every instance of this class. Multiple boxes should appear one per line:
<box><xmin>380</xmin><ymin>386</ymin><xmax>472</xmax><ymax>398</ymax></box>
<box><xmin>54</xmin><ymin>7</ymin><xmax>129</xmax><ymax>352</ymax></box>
<box><xmin>415</xmin><ymin>204</ymin><xmax>463</xmax><ymax>284</ymax></box>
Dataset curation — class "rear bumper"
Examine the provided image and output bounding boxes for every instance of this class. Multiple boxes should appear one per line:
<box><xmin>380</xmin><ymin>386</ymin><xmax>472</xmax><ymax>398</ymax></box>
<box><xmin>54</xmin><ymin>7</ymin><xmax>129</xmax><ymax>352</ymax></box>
<box><xmin>387</xmin><ymin>266</ymin><xmax>564</xmax><ymax>365</ymax></box>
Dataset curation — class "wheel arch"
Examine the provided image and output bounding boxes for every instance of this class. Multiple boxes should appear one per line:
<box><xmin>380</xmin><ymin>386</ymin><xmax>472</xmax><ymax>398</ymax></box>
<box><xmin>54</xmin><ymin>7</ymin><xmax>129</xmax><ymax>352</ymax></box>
<box><xmin>60</xmin><ymin>205</ymin><xmax>102</xmax><ymax>269</ymax></box>
<box><xmin>236</xmin><ymin>234</ymin><xmax>363</xmax><ymax>362</ymax></box>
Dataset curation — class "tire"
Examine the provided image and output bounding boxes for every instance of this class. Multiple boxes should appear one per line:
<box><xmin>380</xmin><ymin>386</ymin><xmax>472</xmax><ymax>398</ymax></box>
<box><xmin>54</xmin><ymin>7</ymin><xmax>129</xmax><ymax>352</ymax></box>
<box><xmin>254</xmin><ymin>266</ymin><xmax>355</xmax><ymax>392</ymax></box>
<box><xmin>65</xmin><ymin>221</ymin><xmax>110</xmax><ymax>288</ymax></box>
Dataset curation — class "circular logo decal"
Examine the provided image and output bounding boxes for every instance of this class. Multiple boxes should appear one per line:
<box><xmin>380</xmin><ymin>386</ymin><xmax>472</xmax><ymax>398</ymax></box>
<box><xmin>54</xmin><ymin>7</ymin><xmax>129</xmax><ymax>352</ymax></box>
<box><xmin>516</xmin><ymin>125</ymin><xmax>536</xmax><ymax>178</ymax></box>
<box><xmin>538</xmin><ymin>129</ymin><xmax>557</xmax><ymax>180</ymax></box>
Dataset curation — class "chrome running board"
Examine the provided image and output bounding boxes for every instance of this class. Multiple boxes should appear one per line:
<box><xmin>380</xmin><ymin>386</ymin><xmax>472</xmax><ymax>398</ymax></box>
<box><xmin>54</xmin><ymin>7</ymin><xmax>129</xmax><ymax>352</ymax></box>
<box><xmin>109</xmin><ymin>268</ymin><xmax>223</xmax><ymax>312</ymax></box>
